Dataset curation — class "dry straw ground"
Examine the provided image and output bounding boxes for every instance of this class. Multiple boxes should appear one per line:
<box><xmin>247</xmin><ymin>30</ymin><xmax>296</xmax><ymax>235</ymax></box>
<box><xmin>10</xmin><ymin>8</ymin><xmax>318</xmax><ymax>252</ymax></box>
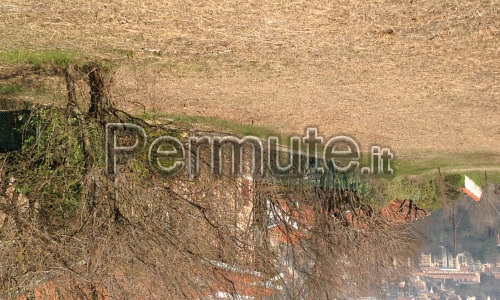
<box><xmin>1</xmin><ymin>0</ymin><xmax>499</xmax><ymax>160</ymax></box>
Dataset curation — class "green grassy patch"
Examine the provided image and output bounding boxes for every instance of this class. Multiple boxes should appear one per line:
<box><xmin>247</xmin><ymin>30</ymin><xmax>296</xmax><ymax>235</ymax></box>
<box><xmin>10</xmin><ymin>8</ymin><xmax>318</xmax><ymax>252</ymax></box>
<box><xmin>0</xmin><ymin>49</ymin><xmax>81</xmax><ymax>68</ymax></box>
<box><xmin>392</xmin><ymin>152</ymin><xmax>499</xmax><ymax>176</ymax></box>
<box><xmin>137</xmin><ymin>113</ymin><xmax>500</xmax><ymax>184</ymax></box>
<box><xmin>33</xmin><ymin>86</ymin><xmax>47</xmax><ymax>96</ymax></box>
<box><xmin>391</xmin><ymin>153</ymin><xmax>500</xmax><ymax>184</ymax></box>
<box><xmin>461</xmin><ymin>170</ymin><xmax>500</xmax><ymax>186</ymax></box>
<box><xmin>141</xmin><ymin>111</ymin><xmax>281</xmax><ymax>139</ymax></box>
<box><xmin>0</xmin><ymin>84</ymin><xmax>22</xmax><ymax>95</ymax></box>
<box><xmin>0</xmin><ymin>84</ymin><xmax>50</xmax><ymax>97</ymax></box>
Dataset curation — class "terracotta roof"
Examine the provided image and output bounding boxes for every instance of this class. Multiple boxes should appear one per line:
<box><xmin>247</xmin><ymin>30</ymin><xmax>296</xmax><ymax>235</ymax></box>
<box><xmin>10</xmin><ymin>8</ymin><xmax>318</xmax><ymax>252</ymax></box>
<box><xmin>269</xmin><ymin>197</ymin><xmax>430</xmax><ymax>244</ymax></box>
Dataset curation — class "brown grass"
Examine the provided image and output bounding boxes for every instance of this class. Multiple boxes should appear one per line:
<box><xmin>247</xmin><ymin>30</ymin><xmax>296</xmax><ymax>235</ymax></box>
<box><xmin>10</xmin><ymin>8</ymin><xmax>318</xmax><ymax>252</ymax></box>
<box><xmin>1</xmin><ymin>0</ymin><xmax>499</xmax><ymax>158</ymax></box>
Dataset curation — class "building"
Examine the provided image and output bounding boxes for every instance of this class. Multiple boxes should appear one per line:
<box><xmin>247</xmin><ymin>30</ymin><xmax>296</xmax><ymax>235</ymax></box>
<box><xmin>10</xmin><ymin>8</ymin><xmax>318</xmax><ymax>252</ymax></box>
<box><xmin>420</xmin><ymin>253</ymin><xmax>432</xmax><ymax>267</ymax></box>
<box><xmin>456</xmin><ymin>253</ymin><xmax>468</xmax><ymax>268</ymax></box>
<box><xmin>422</xmin><ymin>269</ymin><xmax>480</xmax><ymax>283</ymax></box>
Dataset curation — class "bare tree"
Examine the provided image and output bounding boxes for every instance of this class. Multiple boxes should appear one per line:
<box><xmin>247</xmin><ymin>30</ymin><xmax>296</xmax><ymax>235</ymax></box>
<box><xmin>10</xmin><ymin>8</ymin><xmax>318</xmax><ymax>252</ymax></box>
<box><xmin>0</xmin><ymin>63</ymin><xmax>424</xmax><ymax>300</ymax></box>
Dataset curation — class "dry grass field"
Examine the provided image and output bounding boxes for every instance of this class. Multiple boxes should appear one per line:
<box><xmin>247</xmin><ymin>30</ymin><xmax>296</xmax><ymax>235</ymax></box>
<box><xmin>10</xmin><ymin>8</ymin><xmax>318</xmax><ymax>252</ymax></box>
<box><xmin>1</xmin><ymin>0</ymin><xmax>499</xmax><ymax>166</ymax></box>
<box><xmin>1</xmin><ymin>3</ymin><xmax>500</xmax><ymax>298</ymax></box>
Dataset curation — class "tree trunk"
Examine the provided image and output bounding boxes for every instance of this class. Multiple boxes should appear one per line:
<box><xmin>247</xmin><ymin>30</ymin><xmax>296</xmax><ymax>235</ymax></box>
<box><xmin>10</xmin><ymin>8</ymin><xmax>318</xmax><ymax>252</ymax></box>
<box><xmin>88</xmin><ymin>63</ymin><xmax>110</xmax><ymax>119</ymax></box>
